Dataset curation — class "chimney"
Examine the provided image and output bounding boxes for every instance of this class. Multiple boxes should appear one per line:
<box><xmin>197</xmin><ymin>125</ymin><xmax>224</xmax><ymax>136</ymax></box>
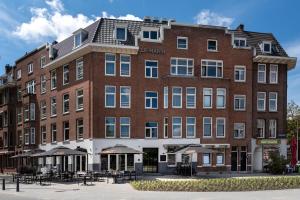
<box><xmin>236</xmin><ymin>24</ymin><xmax>244</xmax><ymax>31</ymax></box>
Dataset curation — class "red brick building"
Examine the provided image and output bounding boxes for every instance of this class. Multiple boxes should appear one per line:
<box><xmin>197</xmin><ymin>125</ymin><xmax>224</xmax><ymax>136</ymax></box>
<box><xmin>0</xmin><ymin>17</ymin><xmax>297</xmax><ymax>174</ymax></box>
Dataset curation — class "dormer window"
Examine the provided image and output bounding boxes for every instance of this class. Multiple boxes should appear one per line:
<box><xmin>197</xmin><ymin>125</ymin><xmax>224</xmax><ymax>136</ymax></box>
<box><xmin>234</xmin><ymin>37</ymin><xmax>247</xmax><ymax>47</ymax></box>
<box><xmin>116</xmin><ymin>27</ymin><xmax>127</xmax><ymax>41</ymax></box>
<box><xmin>74</xmin><ymin>33</ymin><xmax>82</xmax><ymax>48</ymax></box>
<box><xmin>73</xmin><ymin>29</ymin><xmax>88</xmax><ymax>49</ymax></box>
<box><xmin>142</xmin><ymin>30</ymin><xmax>159</xmax><ymax>40</ymax></box>
<box><xmin>262</xmin><ymin>41</ymin><xmax>271</xmax><ymax>53</ymax></box>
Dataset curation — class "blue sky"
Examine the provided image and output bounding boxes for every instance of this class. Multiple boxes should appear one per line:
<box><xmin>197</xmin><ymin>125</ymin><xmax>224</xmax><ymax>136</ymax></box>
<box><xmin>0</xmin><ymin>0</ymin><xmax>299</xmax><ymax>103</ymax></box>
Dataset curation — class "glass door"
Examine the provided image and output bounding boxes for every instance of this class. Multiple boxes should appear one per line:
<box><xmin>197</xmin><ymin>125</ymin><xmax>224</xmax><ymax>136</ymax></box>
<box><xmin>143</xmin><ymin>148</ymin><xmax>158</xmax><ymax>173</ymax></box>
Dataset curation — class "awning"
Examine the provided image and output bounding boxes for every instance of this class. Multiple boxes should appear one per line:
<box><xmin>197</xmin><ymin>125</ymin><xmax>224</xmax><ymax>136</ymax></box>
<box><xmin>98</xmin><ymin>145</ymin><xmax>142</xmax><ymax>154</ymax></box>
<box><xmin>11</xmin><ymin>149</ymin><xmax>45</xmax><ymax>158</ymax></box>
<box><xmin>253</xmin><ymin>55</ymin><xmax>297</xmax><ymax>70</ymax></box>
<box><xmin>31</xmin><ymin>146</ymin><xmax>87</xmax><ymax>157</ymax></box>
<box><xmin>0</xmin><ymin>150</ymin><xmax>14</xmax><ymax>155</ymax></box>
<box><xmin>175</xmin><ymin>144</ymin><xmax>215</xmax><ymax>154</ymax></box>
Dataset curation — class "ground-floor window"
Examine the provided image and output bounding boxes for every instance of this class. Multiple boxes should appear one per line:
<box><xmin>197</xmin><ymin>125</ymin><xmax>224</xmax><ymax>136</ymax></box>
<box><xmin>101</xmin><ymin>154</ymin><xmax>135</xmax><ymax>171</ymax></box>
<box><xmin>216</xmin><ymin>153</ymin><xmax>224</xmax><ymax>165</ymax></box>
<box><xmin>167</xmin><ymin>153</ymin><xmax>176</xmax><ymax>166</ymax></box>
<box><xmin>203</xmin><ymin>153</ymin><xmax>211</xmax><ymax>166</ymax></box>
<box><xmin>181</xmin><ymin>154</ymin><xmax>190</xmax><ymax>164</ymax></box>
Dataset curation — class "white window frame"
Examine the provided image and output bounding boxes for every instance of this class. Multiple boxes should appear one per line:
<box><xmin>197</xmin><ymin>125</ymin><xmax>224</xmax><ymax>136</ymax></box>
<box><xmin>50</xmin><ymin>97</ymin><xmax>57</xmax><ymax>117</ymax></box>
<box><xmin>257</xmin><ymin>92</ymin><xmax>266</xmax><ymax>111</ymax></box>
<box><xmin>28</xmin><ymin>63</ymin><xmax>33</xmax><ymax>74</ymax></box>
<box><xmin>170</xmin><ymin>58</ymin><xmax>194</xmax><ymax>76</ymax></box>
<box><xmin>164</xmin><ymin>117</ymin><xmax>168</xmax><ymax>138</ymax></box>
<box><xmin>257</xmin><ymin>64</ymin><xmax>266</xmax><ymax>83</ymax></box>
<box><xmin>269</xmin><ymin>92</ymin><xmax>278</xmax><ymax>112</ymax></box>
<box><xmin>145</xmin><ymin>60</ymin><xmax>158</xmax><ymax>78</ymax></box>
<box><xmin>41</xmin><ymin>126</ymin><xmax>46</xmax><ymax>144</ymax></box>
<box><xmin>105</xmin><ymin>85</ymin><xmax>116</xmax><ymax>108</ymax></box>
<box><xmin>145</xmin><ymin>122</ymin><xmax>158</xmax><ymax>139</ymax></box>
<box><xmin>186</xmin><ymin>87</ymin><xmax>196</xmax><ymax>109</ymax></box>
<box><xmin>40</xmin><ymin>100</ymin><xmax>46</xmax><ymax>120</ymax></box>
<box><xmin>17</xmin><ymin>69</ymin><xmax>21</xmax><ymax>79</ymax></box>
<box><xmin>115</xmin><ymin>27</ymin><xmax>127</xmax><ymax>41</ymax></box>
<box><xmin>269</xmin><ymin>119</ymin><xmax>277</xmax><ymax>138</ymax></box>
<box><xmin>234</xmin><ymin>65</ymin><xmax>246</xmax><ymax>82</ymax></box>
<box><xmin>62</xmin><ymin>93</ymin><xmax>70</xmax><ymax>114</ymax></box>
<box><xmin>233</xmin><ymin>37</ymin><xmax>247</xmax><ymax>48</ymax></box>
<box><xmin>63</xmin><ymin>64</ymin><xmax>69</xmax><ymax>85</ymax></box>
<box><xmin>105</xmin><ymin>117</ymin><xmax>116</xmax><ymax>138</ymax></box>
<box><xmin>26</xmin><ymin>80</ymin><xmax>35</xmax><ymax>94</ymax></box>
<box><xmin>120</xmin><ymin>54</ymin><xmax>131</xmax><ymax>77</ymax></box>
<box><xmin>216</xmin><ymin>117</ymin><xmax>225</xmax><ymax>138</ymax></box>
<box><xmin>76</xmin><ymin>89</ymin><xmax>84</xmax><ymax>111</ymax></box>
<box><xmin>262</xmin><ymin>41</ymin><xmax>272</xmax><ymax>53</ymax></box>
<box><xmin>203</xmin><ymin>88</ymin><xmax>213</xmax><ymax>109</ymax></box>
<box><xmin>105</xmin><ymin>53</ymin><xmax>116</xmax><ymax>76</ymax></box>
<box><xmin>120</xmin><ymin>86</ymin><xmax>131</xmax><ymax>108</ymax></box>
<box><xmin>172</xmin><ymin>117</ymin><xmax>182</xmax><ymax>138</ymax></box>
<box><xmin>141</xmin><ymin>28</ymin><xmax>160</xmax><ymax>41</ymax></box>
<box><xmin>216</xmin><ymin>88</ymin><xmax>226</xmax><ymax>109</ymax></box>
<box><xmin>74</xmin><ymin>32</ymin><xmax>82</xmax><ymax>48</ymax></box>
<box><xmin>270</xmin><ymin>64</ymin><xmax>278</xmax><ymax>84</ymax></box>
<box><xmin>233</xmin><ymin>123</ymin><xmax>245</xmax><ymax>139</ymax></box>
<box><xmin>216</xmin><ymin>152</ymin><xmax>225</xmax><ymax>166</ymax></box>
<box><xmin>177</xmin><ymin>36</ymin><xmax>188</xmax><ymax>49</ymax></box>
<box><xmin>40</xmin><ymin>75</ymin><xmax>46</xmax><ymax>94</ymax></box>
<box><xmin>120</xmin><ymin>117</ymin><xmax>130</xmax><ymax>138</ymax></box>
<box><xmin>24</xmin><ymin>105</ymin><xmax>29</xmax><ymax>122</ymax></box>
<box><xmin>186</xmin><ymin>117</ymin><xmax>196</xmax><ymax>138</ymax></box>
<box><xmin>63</xmin><ymin>121</ymin><xmax>70</xmax><ymax>141</ymax></box>
<box><xmin>201</xmin><ymin>59</ymin><xmax>223</xmax><ymax>78</ymax></box>
<box><xmin>145</xmin><ymin>91</ymin><xmax>158</xmax><ymax>109</ymax></box>
<box><xmin>24</xmin><ymin>129</ymin><xmax>29</xmax><ymax>145</ymax></box>
<box><xmin>50</xmin><ymin>70</ymin><xmax>57</xmax><ymax>90</ymax></box>
<box><xmin>163</xmin><ymin>87</ymin><xmax>168</xmax><ymax>109</ymax></box>
<box><xmin>203</xmin><ymin>153</ymin><xmax>211</xmax><ymax>166</ymax></box>
<box><xmin>51</xmin><ymin>123</ymin><xmax>57</xmax><ymax>143</ymax></box>
<box><xmin>257</xmin><ymin>119</ymin><xmax>265</xmax><ymax>138</ymax></box>
<box><xmin>234</xmin><ymin>95</ymin><xmax>246</xmax><ymax>111</ymax></box>
<box><xmin>40</xmin><ymin>56</ymin><xmax>46</xmax><ymax>68</ymax></box>
<box><xmin>76</xmin><ymin>57</ymin><xmax>84</xmax><ymax>80</ymax></box>
<box><xmin>17</xmin><ymin>107</ymin><xmax>22</xmax><ymax>124</ymax></box>
<box><xmin>203</xmin><ymin>117</ymin><xmax>212</xmax><ymax>138</ymax></box>
<box><xmin>172</xmin><ymin>87</ymin><xmax>182</xmax><ymax>108</ymax></box>
<box><xmin>207</xmin><ymin>39</ymin><xmax>218</xmax><ymax>51</ymax></box>
<box><xmin>76</xmin><ymin>118</ymin><xmax>84</xmax><ymax>140</ymax></box>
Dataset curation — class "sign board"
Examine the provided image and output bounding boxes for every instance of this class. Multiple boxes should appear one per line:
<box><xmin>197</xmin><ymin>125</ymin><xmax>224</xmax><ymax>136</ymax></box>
<box><xmin>139</xmin><ymin>48</ymin><xmax>165</xmax><ymax>54</ymax></box>
<box><xmin>257</xmin><ymin>139</ymin><xmax>280</xmax><ymax>145</ymax></box>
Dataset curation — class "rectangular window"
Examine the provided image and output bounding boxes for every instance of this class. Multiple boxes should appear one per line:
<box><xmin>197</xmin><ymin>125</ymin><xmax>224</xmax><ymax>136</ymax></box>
<box><xmin>40</xmin><ymin>75</ymin><xmax>46</xmax><ymax>94</ymax></box>
<box><xmin>167</xmin><ymin>154</ymin><xmax>176</xmax><ymax>166</ymax></box>
<box><xmin>63</xmin><ymin>121</ymin><xmax>70</xmax><ymax>141</ymax></box>
<box><xmin>116</xmin><ymin>27</ymin><xmax>127</xmax><ymax>41</ymax></box>
<box><xmin>216</xmin><ymin>153</ymin><xmax>225</xmax><ymax>165</ymax></box>
<box><xmin>120</xmin><ymin>55</ymin><xmax>131</xmax><ymax>77</ymax></box>
<box><xmin>62</xmin><ymin>93</ymin><xmax>70</xmax><ymax>114</ymax></box>
<box><xmin>105</xmin><ymin>117</ymin><xmax>116</xmax><ymax>138</ymax></box>
<box><xmin>145</xmin><ymin>60</ymin><xmax>158</xmax><ymax>78</ymax></box>
<box><xmin>203</xmin><ymin>153</ymin><xmax>211</xmax><ymax>166</ymax></box>
<box><xmin>234</xmin><ymin>66</ymin><xmax>246</xmax><ymax>82</ymax></box>
<box><xmin>105</xmin><ymin>86</ymin><xmax>116</xmax><ymax>108</ymax></box>
<box><xmin>234</xmin><ymin>95</ymin><xmax>246</xmax><ymax>111</ymax></box>
<box><xmin>120</xmin><ymin>86</ymin><xmax>131</xmax><ymax>108</ymax></box>
<box><xmin>30</xmin><ymin>103</ymin><xmax>35</xmax><ymax>120</ymax></box>
<box><xmin>40</xmin><ymin>100</ymin><xmax>46</xmax><ymax>119</ymax></box>
<box><xmin>177</xmin><ymin>37</ymin><xmax>188</xmax><ymax>49</ymax></box>
<box><xmin>41</xmin><ymin>126</ymin><xmax>46</xmax><ymax>144</ymax></box>
<box><xmin>51</xmin><ymin>123</ymin><xmax>57</xmax><ymax>143</ymax></box>
<box><xmin>28</xmin><ymin>63</ymin><xmax>33</xmax><ymax>74</ymax></box>
<box><xmin>105</xmin><ymin>53</ymin><xmax>116</xmax><ymax>76</ymax></box>
<box><xmin>269</xmin><ymin>92</ymin><xmax>278</xmax><ymax>112</ymax></box>
<box><xmin>164</xmin><ymin>117</ymin><xmax>168</xmax><ymax>138</ymax></box>
<box><xmin>234</xmin><ymin>123</ymin><xmax>245</xmax><ymax>138</ymax></box>
<box><xmin>17</xmin><ymin>86</ymin><xmax>22</xmax><ymax>101</ymax></box>
<box><xmin>262</xmin><ymin>41</ymin><xmax>271</xmax><ymax>53</ymax></box>
<box><xmin>26</xmin><ymin>80</ymin><xmax>35</xmax><ymax>94</ymax></box>
<box><xmin>203</xmin><ymin>117</ymin><xmax>212</xmax><ymax>137</ymax></box>
<box><xmin>164</xmin><ymin>87</ymin><xmax>168</xmax><ymax>109</ymax></box>
<box><xmin>170</xmin><ymin>58</ymin><xmax>194</xmax><ymax>76</ymax></box>
<box><xmin>186</xmin><ymin>117</ymin><xmax>196</xmax><ymax>138</ymax></box>
<box><xmin>257</xmin><ymin>92</ymin><xmax>266</xmax><ymax>111</ymax></box>
<box><xmin>50</xmin><ymin>70</ymin><xmax>57</xmax><ymax>90</ymax></box>
<box><xmin>76</xmin><ymin>118</ymin><xmax>84</xmax><ymax>140</ymax></box>
<box><xmin>257</xmin><ymin>64</ymin><xmax>266</xmax><ymax>83</ymax></box>
<box><xmin>201</xmin><ymin>60</ymin><xmax>223</xmax><ymax>78</ymax></box>
<box><xmin>186</xmin><ymin>87</ymin><xmax>196</xmax><ymax>108</ymax></box>
<box><xmin>234</xmin><ymin>37</ymin><xmax>247</xmax><ymax>47</ymax></box>
<box><xmin>216</xmin><ymin>118</ymin><xmax>225</xmax><ymax>138</ymax></box>
<box><xmin>63</xmin><ymin>65</ymin><xmax>69</xmax><ymax>85</ymax></box>
<box><xmin>270</xmin><ymin>64</ymin><xmax>278</xmax><ymax>84</ymax></box>
<box><xmin>50</xmin><ymin>97</ymin><xmax>57</xmax><ymax>116</ymax></box>
<box><xmin>203</xmin><ymin>88</ymin><xmax>212</xmax><ymax>108</ymax></box>
<box><xmin>17</xmin><ymin>69</ymin><xmax>21</xmax><ymax>79</ymax></box>
<box><xmin>74</xmin><ymin>33</ymin><xmax>81</xmax><ymax>48</ymax></box>
<box><xmin>216</xmin><ymin>88</ymin><xmax>226</xmax><ymax>109</ymax></box>
<box><xmin>145</xmin><ymin>122</ymin><xmax>158</xmax><ymax>138</ymax></box>
<box><xmin>120</xmin><ymin>117</ymin><xmax>130</xmax><ymax>138</ymax></box>
<box><xmin>76</xmin><ymin>58</ymin><xmax>84</xmax><ymax>80</ymax></box>
<box><xmin>24</xmin><ymin>104</ymin><xmax>29</xmax><ymax>122</ymax></box>
<box><xmin>145</xmin><ymin>91</ymin><xmax>158</xmax><ymax>109</ymax></box>
<box><xmin>30</xmin><ymin>127</ymin><xmax>35</xmax><ymax>144</ymax></box>
<box><xmin>207</xmin><ymin>39</ymin><xmax>217</xmax><ymax>51</ymax></box>
<box><xmin>142</xmin><ymin>30</ymin><xmax>159</xmax><ymax>40</ymax></box>
<box><xmin>257</xmin><ymin>119</ymin><xmax>265</xmax><ymax>138</ymax></box>
<box><xmin>18</xmin><ymin>131</ymin><xmax>23</xmax><ymax>146</ymax></box>
<box><xmin>17</xmin><ymin>107</ymin><xmax>22</xmax><ymax>124</ymax></box>
<box><xmin>24</xmin><ymin>129</ymin><xmax>29</xmax><ymax>145</ymax></box>
<box><xmin>172</xmin><ymin>117</ymin><xmax>182</xmax><ymax>138</ymax></box>
<box><xmin>40</xmin><ymin>56</ymin><xmax>46</xmax><ymax>68</ymax></box>
<box><xmin>76</xmin><ymin>89</ymin><xmax>84</xmax><ymax>111</ymax></box>
<box><xmin>269</xmin><ymin>119</ymin><xmax>277</xmax><ymax>138</ymax></box>
<box><xmin>172</xmin><ymin>87</ymin><xmax>182</xmax><ymax>108</ymax></box>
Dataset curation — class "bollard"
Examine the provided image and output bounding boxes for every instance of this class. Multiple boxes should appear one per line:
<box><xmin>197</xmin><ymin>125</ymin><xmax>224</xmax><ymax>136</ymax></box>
<box><xmin>83</xmin><ymin>176</ymin><xmax>86</xmax><ymax>185</ymax></box>
<box><xmin>2</xmin><ymin>179</ymin><xmax>5</xmax><ymax>190</ymax></box>
<box><xmin>16</xmin><ymin>178</ymin><xmax>19</xmax><ymax>192</ymax></box>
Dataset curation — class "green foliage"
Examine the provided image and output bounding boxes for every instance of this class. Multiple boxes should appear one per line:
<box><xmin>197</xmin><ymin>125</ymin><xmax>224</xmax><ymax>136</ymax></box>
<box><xmin>287</xmin><ymin>100</ymin><xmax>300</xmax><ymax>141</ymax></box>
<box><xmin>131</xmin><ymin>176</ymin><xmax>300</xmax><ymax>192</ymax></box>
<box><xmin>269</xmin><ymin>152</ymin><xmax>289</xmax><ymax>174</ymax></box>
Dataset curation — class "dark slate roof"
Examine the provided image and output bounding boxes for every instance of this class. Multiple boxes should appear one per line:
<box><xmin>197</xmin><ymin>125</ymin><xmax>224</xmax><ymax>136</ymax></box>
<box><xmin>230</xmin><ymin>29</ymin><xmax>288</xmax><ymax>57</ymax></box>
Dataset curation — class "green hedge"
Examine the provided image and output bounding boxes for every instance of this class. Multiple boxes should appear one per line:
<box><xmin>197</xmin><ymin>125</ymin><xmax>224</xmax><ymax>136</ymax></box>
<box><xmin>131</xmin><ymin>176</ymin><xmax>300</xmax><ymax>192</ymax></box>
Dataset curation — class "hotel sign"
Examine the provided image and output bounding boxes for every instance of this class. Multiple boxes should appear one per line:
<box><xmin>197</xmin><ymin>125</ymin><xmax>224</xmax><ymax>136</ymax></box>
<box><xmin>139</xmin><ymin>48</ymin><xmax>165</xmax><ymax>54</ymax></box>
<box><xmin>257</xmin><ymin>139</ymin><xmax>280</xmax><ymax>145</ymax></box>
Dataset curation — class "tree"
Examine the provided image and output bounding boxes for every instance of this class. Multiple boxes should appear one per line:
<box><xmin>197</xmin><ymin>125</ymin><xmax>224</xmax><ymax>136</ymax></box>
<box><xmin>287</xmin><ymin>100</ymin><xmax>300</xmax><ymax>141</ymax></box>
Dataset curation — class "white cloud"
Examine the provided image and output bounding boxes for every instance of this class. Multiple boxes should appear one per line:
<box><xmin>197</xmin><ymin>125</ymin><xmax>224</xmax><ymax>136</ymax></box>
<box><xmin>194</xmin><ymin>9</ymin><xmax>234</xmax><ymax>27</ymax></box>
<box><xmin>13</xmin><ymin>0</ymin><xmax>141</xmax><ymax>43</ymax></box>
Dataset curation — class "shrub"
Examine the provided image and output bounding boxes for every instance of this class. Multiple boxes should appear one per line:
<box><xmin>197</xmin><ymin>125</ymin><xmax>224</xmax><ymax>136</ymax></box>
<box><xmin>269</xmin><ymin>151</ymin><xmax>289</xmax><ymax>174</ymax></box>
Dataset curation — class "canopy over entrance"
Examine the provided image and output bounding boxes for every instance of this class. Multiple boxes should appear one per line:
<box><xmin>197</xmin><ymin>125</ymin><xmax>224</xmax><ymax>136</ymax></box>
<box><xmin>98</xmin><ymin>145</ymin><xmax>142</xmax><ymax>155</ymax></box>
<box><xmin>32</xmin><ymin>146</ymin><xmax>86</xmax><ymax>157</ymax></box>
<box><xmin>11</xmin><ymin>149</ymin><xmax>45</xmax><ymax>158</ymax></box>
